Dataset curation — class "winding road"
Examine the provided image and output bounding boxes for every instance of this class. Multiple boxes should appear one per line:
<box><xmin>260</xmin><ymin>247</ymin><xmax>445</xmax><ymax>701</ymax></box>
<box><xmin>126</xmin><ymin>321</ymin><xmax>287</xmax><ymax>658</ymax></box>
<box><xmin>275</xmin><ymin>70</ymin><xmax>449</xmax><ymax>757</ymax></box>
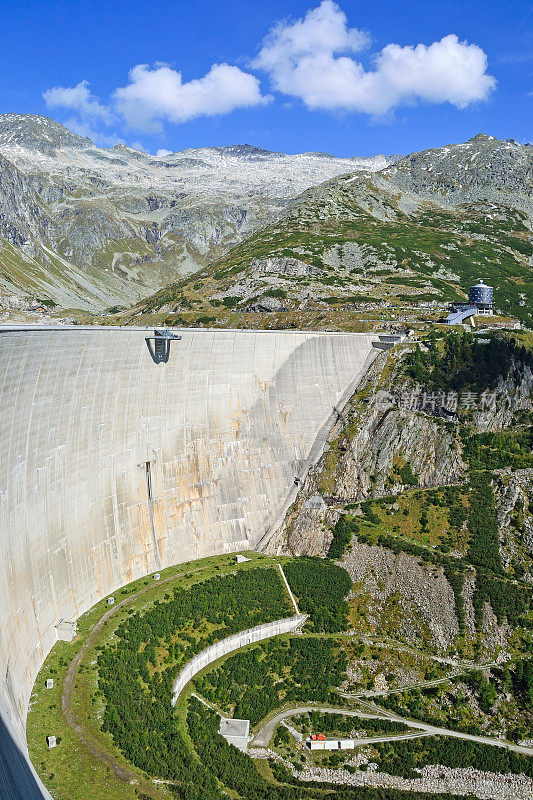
<box><xmin>250</xmin><ymin>704</ymin><xmax>533</xmax><ymax>756</ymax></box>
<box><xmin>57</xmin><ymin>560</ymin><xmax>533</xmax><ymax>799</ymax></box>
<box><xmin>336</xmin><ymin>664</ymin><xmax>501</xmax><ymax>701</ymax></box>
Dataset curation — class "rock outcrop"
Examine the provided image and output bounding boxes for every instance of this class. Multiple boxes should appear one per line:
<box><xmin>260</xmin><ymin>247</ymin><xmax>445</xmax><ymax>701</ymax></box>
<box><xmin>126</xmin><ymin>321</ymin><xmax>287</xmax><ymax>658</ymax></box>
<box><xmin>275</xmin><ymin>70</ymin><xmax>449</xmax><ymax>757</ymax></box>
<box><xmin>268</xmin><ymin>342</ymin><xmax>532</xmax><ymax>655</ymax></box>
<box><xmin>342</xmin><ymin>542</ymin><xmax>459</xmax><ymax>650</ymax></box>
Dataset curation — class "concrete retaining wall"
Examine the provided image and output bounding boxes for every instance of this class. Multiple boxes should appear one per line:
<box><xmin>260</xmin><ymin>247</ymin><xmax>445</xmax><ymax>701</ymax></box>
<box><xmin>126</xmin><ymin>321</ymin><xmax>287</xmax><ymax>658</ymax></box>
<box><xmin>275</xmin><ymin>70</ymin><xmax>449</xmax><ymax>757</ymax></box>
<box><xmin>172</xmin><ymin>614</ymin><xmax>307</xmax><ymax>704</ymax></box>
<box><xmin>0</xmin><ymin>325</ymin><xmax>379</xmax><ymax>799</ymax></box>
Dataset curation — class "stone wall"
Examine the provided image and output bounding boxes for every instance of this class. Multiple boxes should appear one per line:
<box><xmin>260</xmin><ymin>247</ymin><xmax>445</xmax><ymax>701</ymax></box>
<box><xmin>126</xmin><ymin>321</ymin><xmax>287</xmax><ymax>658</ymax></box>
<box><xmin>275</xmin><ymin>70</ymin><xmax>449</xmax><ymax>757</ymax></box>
<box><xmin>172</xmin><ymin>614</ymin><xmax>307</xmax><ymax>704</ymax></box>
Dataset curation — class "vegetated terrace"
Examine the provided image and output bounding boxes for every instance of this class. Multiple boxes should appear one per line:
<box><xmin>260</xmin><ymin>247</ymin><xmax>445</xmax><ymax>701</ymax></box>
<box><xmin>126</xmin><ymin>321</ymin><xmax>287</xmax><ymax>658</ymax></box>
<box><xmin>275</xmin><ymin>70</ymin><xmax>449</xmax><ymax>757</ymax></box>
<box><xmin>28</xmin><ymin>547</ymin><xmax>533</xmax><ymax>800</ymax></box>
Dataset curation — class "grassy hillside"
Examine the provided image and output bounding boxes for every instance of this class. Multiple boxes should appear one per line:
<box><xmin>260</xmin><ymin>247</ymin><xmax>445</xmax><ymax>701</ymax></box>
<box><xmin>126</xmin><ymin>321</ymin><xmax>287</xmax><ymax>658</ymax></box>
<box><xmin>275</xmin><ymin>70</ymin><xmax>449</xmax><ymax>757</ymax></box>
<box><xmin>128</xmin><ymin>174</ymin><xmax>531</xmax><ymax>327</ymax></box>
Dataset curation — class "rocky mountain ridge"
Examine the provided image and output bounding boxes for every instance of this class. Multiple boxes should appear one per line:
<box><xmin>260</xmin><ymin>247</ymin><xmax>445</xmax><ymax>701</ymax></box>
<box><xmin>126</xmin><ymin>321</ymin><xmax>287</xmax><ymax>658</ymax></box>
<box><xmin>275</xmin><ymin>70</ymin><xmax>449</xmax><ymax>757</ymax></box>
<box><xmin>0</xmin><ymin>113</ymin><xmax>393</xmax><ymax>312</ymax></box>
<box><xmin>139</xmin><ymin>133</ymin><xmax>532</xmax><ymax>326</ymax></box>
<box><xmin>387</xmin><ymin>134</ymin><xmax>532</xmax><ymax>209</ymax></box>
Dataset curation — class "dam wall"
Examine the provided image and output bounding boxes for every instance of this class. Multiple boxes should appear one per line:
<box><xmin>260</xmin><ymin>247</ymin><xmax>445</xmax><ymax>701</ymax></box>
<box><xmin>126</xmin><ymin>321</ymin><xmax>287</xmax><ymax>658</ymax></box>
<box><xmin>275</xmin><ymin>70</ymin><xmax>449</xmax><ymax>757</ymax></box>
<box><xmin>172</xmin><ymin>614</ymin><xmax>307</xmax><ymax>705</ymax></box>
<box><xmin>0</xmin><ymin>325</ymin><xmax>379</xmax><ymax>798</ymax></box>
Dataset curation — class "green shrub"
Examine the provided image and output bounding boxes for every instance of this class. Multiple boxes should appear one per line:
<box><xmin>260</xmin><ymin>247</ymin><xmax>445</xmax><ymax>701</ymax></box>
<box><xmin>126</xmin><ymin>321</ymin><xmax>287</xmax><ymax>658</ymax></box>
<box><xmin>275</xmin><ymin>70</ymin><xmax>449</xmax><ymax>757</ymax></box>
<box><xmin>462</xmin><ymin>429</ymin><xmax>533</xmax><ymax>470</ymax></box>
<box><xmin>284</xmin><ymin>557</ymin><xmax>352</xmax><ymax>632</ymax></box>
<box><xmin>222</xmin><ymin>296</ymin><xmax>241</xmax><ymax>308</ymax></box>
<box><xmin>328</xmin><ymin>515</ymin><xmax>358</xmax><ymax>559</ymax></box>
<box><xmin>467</xmin><ymin>472</ymin><xmax>502</xmax><ymax>575</ymax></box>
<box><xmin>398</xmin><ymin>463</ymin><xmax>418</xmax><ymax>486</ymax></box>
<box><xmin>404</xmin><ymin>332</ymin><xmax>533</xmax><ymax>392</ymax></box>
<box><xmin>196</xmin><ymin>637</ymin><xmax>346</xmax><ymax>724</ymax></box>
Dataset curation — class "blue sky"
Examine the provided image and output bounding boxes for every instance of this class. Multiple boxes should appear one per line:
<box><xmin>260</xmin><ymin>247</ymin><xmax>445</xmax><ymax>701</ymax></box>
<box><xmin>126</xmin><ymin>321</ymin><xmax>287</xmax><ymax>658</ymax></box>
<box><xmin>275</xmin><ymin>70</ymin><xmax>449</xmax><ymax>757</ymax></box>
<box><xmin>2</xmin><ymin>0</ymin><xmax>531</xmax><ymax>156</ymax></box>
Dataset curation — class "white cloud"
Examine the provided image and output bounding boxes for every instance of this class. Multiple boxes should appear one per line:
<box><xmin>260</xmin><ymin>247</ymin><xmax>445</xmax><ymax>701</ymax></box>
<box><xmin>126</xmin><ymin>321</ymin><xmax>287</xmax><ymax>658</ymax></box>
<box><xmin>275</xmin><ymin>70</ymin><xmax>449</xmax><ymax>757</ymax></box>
<box><xmin>43</xmin><ymin>80</ymin><xmax>121</xmax><ymax>146</ymax></box>
<box><xmin>156</xmin><ymin>148</ymin><xmax>173</xmax><ymax>157</ymax></box>
<box><xmin>42</xmin><ymin>2</ymin><xmax>497</xmax><ymax>143</ymax></box>
<box><xmin>253</xmin><ymin>0</ymin><xmax>369</xmax><ymax>76</ymax></box>
<box><xmin>113</xmin><ymin>62</ymin><xmax>268</xmax><ymax>132</ymax></box>
<box><xmin>43</xmin><ymin>63</ymin><xmax>267</xmax><ymax>141</ymax></box>
<box><xmin>43</xmin><ymin>79</ymin><xmax>112</xmax><ymax>122</ymax></box>
<box><xmin>253</xmin><ymin>1</ymin><xmax>495</xmax><ymax>115</ymax></box>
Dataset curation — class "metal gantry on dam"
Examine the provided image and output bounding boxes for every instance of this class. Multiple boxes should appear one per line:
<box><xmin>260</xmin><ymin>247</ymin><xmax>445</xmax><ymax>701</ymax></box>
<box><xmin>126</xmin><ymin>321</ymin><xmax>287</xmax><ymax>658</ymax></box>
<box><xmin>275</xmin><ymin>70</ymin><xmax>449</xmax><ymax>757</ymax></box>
<box><xmin>0</xmin><ymin>325</ymin><xmax>385</xmax><ymax>799</ymax></box>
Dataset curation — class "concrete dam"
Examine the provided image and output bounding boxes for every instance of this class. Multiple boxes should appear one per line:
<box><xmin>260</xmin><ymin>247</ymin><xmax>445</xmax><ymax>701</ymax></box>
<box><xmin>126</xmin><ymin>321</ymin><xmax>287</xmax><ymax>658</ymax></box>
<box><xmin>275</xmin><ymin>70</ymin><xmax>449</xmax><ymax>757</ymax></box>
<box><xmin>0</xmin><ymin>325</ymin><xmax>380</xmax><ymax>799</ymax></box>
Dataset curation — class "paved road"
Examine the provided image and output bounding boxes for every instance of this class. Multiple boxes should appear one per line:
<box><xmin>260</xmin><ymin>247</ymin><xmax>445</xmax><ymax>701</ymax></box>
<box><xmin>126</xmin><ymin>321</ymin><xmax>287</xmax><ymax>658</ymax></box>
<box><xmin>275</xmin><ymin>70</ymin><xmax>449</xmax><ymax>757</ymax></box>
<box><xmin>365</xmin><ymin>697</ymin><xmax>533</xmax><ymax>756</ymax></box>
<box><xmin>59</xmin><ymin>559</ymin><xmax>532</xmax><ymax>790</ymax></box>
<box><xmin>251</xmin><ymin>705</ymin><xmax>426</xmax><ymax>748</ymax></box>
<box><xmin>303</xmin><ymin>732</ymin><xmax>431</xmax><ymax>748</ymax></box>
<box><xmin>376</xmin><ymin>712</ymin><xmax>533</xmax><ymax>756</ymax></box>
<box><xmin>250</xmin><ymin>704</ymin><xmax>533</xmax><ymax>756</ymax></box>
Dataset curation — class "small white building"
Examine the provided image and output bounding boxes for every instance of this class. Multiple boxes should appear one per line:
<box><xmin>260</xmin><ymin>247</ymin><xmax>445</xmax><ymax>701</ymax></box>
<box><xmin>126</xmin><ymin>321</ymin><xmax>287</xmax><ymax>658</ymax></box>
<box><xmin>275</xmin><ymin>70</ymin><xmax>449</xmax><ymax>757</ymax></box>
<box><xmin>307</xmin><ymin>738</ymin><xmax>356</xmax><ymax>751</ymax></box>
<box><xmin>219</xmin><ymin>717</ymin><xmax>249</xmax><ymax>750</ymax></box>
<box><xmin>55</xmin><ymin>619</ymin><xmax>77</xmax><ymax>642</ymax></box>
<box><xmin>107</xmin><ymin>596</ymin><xmax>115</xmax><ymax>605</ymax></box>
<box><xmin>339</xmin><ymin>739</ymin><xmax>355</xmax><ymax>749</ymax></box>
<box><xmin>235</xmin><ymin>554</ymin><xmax>251</xmax><ymax>564</ymax></box>
<box><xmin>45</xmin><ymin>679</ymin><xmax>54</xmax><ymax>689</ymax></box>
<box><xmin>153</xmin><ymin>573</ymin><xmax>161</xmax><ymax>581</ymax></box>
<box><xmin>324</xmin><ymin>740</ymin><xmax>340</xmax><ymax>750</ymax></box>
<box><xmin>47</xmin><ymin>736</ymin><xmax>57</xmax><ymax>749</ymax></box>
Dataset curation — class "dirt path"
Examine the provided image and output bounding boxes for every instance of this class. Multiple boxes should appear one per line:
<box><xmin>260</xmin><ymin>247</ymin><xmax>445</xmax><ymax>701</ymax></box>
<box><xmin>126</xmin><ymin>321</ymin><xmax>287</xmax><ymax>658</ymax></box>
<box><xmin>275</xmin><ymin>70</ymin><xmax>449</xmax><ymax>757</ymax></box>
<box><xmin>336</xmin><ymin>664</ymin><xmax>500</xmax><ymax>701</ymax></box>
<box><xmin>60</xmin><ymin>564</ymin><xmax>208</xmax><ymax>792</ymax></box>
<box><xmin>59</xmin><ymin>563</ymin><xmax>533</xmax><ymax>795</ymax></box>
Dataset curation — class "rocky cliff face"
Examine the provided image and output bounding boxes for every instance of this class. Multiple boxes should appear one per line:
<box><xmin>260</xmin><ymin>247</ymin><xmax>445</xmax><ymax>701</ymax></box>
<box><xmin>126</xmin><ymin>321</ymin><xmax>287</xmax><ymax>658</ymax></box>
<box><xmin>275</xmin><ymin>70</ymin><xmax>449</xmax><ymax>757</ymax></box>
<box><xmin>332</xmin><ymin>401</ymin><xmax>466</xmax><ymax>501</ymax></box>
<box><xmin>268</xmin><ymin>341</ymin><xmax>532</xmax><ymax>657</ymax></box>
<box><xmin>291</xmin><ymin>349</ymin><xmax>468</xmax><ymax>514</ymax></box>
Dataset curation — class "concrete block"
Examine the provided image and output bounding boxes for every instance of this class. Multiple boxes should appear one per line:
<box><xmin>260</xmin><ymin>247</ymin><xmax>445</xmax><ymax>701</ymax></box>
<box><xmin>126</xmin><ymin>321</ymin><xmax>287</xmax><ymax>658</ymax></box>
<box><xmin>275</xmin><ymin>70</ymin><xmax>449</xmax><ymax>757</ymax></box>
<box><xmin>304</xmin><ymin>494</ymin><xmax>327</xmax><ymax>511</ymax></box>
<box><xmin>219</xmin><ymin>717</ymin><xmax>249</xmax><ymax>750</ymax></box>
<box><xmin>55</xmin><ymin>620</ymin><xmax>77</xmax><ymax>642</ymax></box>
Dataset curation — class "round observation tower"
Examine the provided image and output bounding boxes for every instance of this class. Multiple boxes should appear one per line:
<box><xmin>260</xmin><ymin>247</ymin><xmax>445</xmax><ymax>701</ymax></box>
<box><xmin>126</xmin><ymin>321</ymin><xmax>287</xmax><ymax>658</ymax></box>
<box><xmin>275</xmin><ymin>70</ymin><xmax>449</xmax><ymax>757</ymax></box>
<box><xmin>468</xmin><ymin>280</ymin><xmax>494</xmax><ymax>315</ymax></box>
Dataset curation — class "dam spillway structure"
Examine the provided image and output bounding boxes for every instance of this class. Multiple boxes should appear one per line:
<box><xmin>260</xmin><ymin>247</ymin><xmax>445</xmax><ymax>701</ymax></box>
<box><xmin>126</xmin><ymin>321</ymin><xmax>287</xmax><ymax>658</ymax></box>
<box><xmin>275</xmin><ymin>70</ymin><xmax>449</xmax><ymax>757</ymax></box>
<box><xmin>0</xmin><ymin>325</ymin><xmax>381</xmax><ymax>799</ymax></box>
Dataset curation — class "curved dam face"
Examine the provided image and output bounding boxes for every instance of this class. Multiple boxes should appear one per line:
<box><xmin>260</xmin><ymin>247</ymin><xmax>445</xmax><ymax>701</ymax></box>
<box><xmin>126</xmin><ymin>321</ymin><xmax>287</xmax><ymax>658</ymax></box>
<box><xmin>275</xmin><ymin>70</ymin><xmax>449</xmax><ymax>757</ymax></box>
<box><xmin>0</xmin><ymin>326</ymin><xmax>378</xmax><ymax>798</ymax></box>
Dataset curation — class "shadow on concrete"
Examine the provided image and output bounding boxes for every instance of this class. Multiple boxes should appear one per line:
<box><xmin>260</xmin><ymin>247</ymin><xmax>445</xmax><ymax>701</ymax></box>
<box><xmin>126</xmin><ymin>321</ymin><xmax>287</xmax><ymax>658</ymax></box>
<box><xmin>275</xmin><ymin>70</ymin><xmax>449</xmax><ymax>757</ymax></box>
<box><xmin>145</xmin><ymin>335</ymin><xmax>171</xmax><ymax>363</ymax></box>
<box><xmin>0</xmin><ymin>713</ymin><xmax>50</xmax><ymax>799</ymax></box>
<box><xmin>145</xmin><ymin>329</ymin><xmax>182</xmax><ymax>364</ymax></box>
